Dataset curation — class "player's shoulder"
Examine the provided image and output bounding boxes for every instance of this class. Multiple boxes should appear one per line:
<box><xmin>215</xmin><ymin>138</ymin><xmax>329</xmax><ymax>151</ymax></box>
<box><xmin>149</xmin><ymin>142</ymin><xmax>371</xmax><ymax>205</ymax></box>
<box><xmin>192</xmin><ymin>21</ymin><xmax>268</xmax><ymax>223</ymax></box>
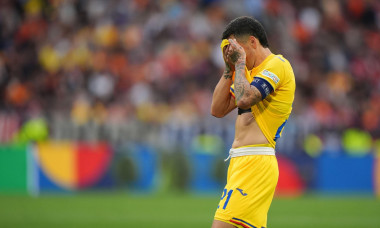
<box><xmin>260</xmin><ymin>55</ymin><xmax>286</xmax><ymax>77</ymax></box>
<box><xmin>258</xmin><ymin>54</ymin><xmax>294</xmax><ymax>86</ymax></box>
<box><xmin>266</xmin><ymin>54</ymin><xmax>294</xmax><ymax>77</ymax></box>
<box><xmin>274</xmin><ymin>54</ymin><xmax>289</xmax><ymax>63</ymax></box>
<box><xmin>267</xmin><ymin>54</ymin><xmax>291</xmax><ymax>68</ymax></box>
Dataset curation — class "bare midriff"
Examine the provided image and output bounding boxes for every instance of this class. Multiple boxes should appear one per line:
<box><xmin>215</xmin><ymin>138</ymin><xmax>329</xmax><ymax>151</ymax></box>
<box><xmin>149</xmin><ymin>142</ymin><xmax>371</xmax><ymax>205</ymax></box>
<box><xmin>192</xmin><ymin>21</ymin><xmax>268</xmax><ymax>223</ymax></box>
<box><xmin>231</xmin><ymin>112</ymin><xmax>269</xmax><ymax>148</ymax></box>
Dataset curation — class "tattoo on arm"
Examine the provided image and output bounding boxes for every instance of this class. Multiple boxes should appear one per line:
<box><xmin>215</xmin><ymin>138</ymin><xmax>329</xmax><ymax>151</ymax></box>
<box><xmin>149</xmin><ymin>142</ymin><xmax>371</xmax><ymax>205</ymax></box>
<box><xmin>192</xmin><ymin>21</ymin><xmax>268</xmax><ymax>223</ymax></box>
<box><xmin>223</xmin><ymin>65</ymin><xmax>233</xmax><ymax>80</ymax></box>
<box><xmin>234</xmin><ymin>61</ymin><xmax>247</xmax><ymax>102</ymax></box>
<box><xmin>225</xmin><ymin>38</ymin><xmax>261</xmax><ymax>108</ymax></box>
<box><xmin>234</xmin><ymin>60</ymin><xmax>262</xmax><ymax>107</ymax></box>
<box><xmin>230</xmin><ymin>51</ymin><xmax>241</xmax><ymax>64</ymax></box>
<box><xmin>249</xmin><ymin>86</ymin><xmax>262</xmax><ymax>106</ymax></box>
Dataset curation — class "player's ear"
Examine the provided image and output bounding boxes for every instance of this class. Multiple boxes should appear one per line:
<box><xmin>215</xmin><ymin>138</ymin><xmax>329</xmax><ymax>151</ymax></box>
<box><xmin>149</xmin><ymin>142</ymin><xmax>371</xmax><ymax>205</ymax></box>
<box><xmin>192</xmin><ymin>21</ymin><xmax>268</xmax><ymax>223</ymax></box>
<box><xmin>249</xmin><ymin>36</ymin><xmax>257</xmax><ymax>49</ymax></box>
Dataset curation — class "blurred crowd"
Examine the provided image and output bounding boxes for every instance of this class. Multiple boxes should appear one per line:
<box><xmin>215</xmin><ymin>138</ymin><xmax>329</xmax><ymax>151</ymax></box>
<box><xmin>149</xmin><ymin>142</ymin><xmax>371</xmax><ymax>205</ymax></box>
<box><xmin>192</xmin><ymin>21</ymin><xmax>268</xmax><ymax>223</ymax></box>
<box><xmin>0</xmin><ymin>0</ymin><xmax>379</xmax><ymax>155</ymax></box>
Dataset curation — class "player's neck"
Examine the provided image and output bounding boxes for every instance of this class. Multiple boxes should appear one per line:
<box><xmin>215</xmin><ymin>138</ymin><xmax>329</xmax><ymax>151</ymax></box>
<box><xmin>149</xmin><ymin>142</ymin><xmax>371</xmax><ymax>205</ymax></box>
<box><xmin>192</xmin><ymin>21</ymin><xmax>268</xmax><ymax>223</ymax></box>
<box><xmin>248</xmin><ymin>48</ymin><xmax>272</xmax><ymax>70</ymax></box>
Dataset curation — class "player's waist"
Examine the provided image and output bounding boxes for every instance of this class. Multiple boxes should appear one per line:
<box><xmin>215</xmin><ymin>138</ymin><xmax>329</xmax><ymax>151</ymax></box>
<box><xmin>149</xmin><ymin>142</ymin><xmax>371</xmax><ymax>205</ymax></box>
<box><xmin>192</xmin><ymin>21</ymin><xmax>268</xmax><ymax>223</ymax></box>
<box><xmin>225</xmin><ymin>145</ymin><xmax>275</xmax><ymax>161</ymax></box>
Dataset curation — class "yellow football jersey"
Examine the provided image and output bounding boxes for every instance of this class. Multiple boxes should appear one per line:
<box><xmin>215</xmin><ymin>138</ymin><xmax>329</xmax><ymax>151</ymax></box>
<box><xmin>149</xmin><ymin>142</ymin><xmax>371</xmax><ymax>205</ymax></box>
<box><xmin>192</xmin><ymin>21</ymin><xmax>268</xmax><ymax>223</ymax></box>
<box><xmin>230</xmin><ymin>54</ymin><xmax>296</xmax><ymax>148</ymax></box>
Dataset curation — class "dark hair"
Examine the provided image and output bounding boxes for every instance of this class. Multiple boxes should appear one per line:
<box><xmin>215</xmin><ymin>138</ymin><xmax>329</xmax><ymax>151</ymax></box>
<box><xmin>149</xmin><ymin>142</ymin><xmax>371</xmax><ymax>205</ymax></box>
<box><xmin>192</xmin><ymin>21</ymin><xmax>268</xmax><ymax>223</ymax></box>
<box><xmin>222</xmin><ymin>16</ymin><xmax>269</xmax><ymax>48</ymax></box>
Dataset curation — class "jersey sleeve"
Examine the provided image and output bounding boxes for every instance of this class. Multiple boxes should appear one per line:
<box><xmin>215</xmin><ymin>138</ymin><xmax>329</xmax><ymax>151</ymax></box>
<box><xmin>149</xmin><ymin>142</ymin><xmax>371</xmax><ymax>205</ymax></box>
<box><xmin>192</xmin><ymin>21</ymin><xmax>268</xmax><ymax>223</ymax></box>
<box><xmin>250</xmin><ymin>77</ymin><xmax>274</xmax><ymax>99</ymax></box>
<box><xmin>254</xmin><ymin>60</ymin><xmax>284</xmax><ymax>91</ymax></box>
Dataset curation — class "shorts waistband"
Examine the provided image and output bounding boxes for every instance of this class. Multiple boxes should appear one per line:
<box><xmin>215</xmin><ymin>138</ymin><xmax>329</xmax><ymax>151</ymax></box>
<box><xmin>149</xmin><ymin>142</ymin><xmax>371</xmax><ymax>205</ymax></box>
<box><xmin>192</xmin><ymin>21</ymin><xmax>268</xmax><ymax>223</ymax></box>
<box><xmin>224</xmin><ymin>146</ymin><xmax>275</xmax><ymax>162</ymax></box>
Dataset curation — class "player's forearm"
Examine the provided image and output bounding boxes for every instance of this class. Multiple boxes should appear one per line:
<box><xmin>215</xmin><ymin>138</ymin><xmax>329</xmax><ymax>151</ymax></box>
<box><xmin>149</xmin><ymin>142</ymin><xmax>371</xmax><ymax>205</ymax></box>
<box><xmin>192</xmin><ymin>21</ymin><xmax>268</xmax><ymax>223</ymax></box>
<box><xmin>234</xmin><ymin>60</ymin><xmax>261</xmax><ymax>109</ymax></box>
<box><xmin>211</xmin><ymin>69</ymin><xmax>234</xmax><ymax>117</ymax></box>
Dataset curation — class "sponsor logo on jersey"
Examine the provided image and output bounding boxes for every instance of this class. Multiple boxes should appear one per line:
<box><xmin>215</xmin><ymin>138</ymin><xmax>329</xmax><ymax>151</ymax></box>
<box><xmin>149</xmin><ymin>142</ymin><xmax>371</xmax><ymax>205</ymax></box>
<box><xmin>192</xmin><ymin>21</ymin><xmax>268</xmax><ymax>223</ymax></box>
<box><xmin>262</xmin><ymin>70</ymin><xmax>280</xmax><ymax>84</ymax></box>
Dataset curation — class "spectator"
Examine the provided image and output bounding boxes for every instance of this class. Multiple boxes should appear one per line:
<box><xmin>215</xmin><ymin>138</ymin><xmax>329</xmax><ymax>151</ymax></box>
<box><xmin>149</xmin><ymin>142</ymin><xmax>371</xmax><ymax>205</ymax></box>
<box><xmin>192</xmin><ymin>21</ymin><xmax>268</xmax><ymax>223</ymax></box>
<box><xmin>0</xmin><ymin>0</ymin><xmax>379</xmax><ymax>154</ymax></box>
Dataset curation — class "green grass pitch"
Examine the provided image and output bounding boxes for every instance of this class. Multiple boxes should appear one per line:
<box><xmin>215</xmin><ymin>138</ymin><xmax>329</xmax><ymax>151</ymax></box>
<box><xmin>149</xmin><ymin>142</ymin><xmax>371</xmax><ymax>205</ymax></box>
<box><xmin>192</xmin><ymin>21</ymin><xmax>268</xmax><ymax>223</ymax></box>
<box><xmin>0</xmin><ymin>193</ymin><xmax>379</xmax><ymax>228</ymax></box>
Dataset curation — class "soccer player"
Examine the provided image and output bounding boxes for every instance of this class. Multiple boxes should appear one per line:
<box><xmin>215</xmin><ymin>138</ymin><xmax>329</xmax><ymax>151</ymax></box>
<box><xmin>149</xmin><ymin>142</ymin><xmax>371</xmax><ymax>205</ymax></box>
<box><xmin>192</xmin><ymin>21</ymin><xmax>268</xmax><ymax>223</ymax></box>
<box><xmin>210</xmin><ymin>16</ymin><xmax>296</xmax><ymax>228</ymax></box>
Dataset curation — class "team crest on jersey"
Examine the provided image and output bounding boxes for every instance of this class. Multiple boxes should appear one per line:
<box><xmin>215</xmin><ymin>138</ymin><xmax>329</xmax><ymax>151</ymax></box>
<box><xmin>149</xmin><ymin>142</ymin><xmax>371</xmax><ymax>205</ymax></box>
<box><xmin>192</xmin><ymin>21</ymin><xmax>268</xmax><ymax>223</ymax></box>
<box><xmin>262</xmin><ymin>70</ymin><xmax>280</xmax><ymax>84</ymax></box>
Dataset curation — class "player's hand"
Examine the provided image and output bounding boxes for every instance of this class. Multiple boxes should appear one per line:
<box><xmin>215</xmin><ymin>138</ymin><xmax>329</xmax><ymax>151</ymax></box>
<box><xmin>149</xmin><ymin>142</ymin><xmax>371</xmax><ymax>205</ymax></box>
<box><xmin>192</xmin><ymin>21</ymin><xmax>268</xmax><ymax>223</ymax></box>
<box><xmin>227</xmin><ymin>39</ymin><xmax>246</xmax><ymax>65</ymax></box>
<box><xmin>223</xmin><ymin>45</ymin><xmax>235</xmax><ymax>72</ymax></box>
